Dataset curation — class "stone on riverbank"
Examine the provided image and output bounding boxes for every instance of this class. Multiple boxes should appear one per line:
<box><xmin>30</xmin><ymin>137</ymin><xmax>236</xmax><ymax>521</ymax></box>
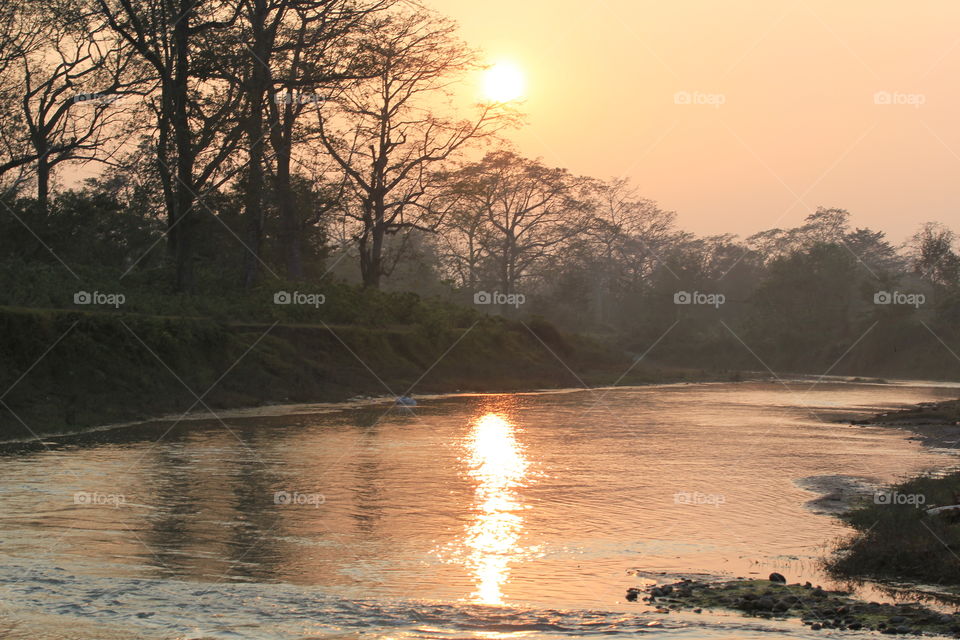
<box><xmin>628</xmin><ymin>577</ymin><xmax>960</xmax><ymax>636</ymax></box>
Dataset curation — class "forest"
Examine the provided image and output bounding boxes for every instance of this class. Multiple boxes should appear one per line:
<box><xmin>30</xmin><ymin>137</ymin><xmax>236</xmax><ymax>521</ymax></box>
<box><xmin>1</xmin><ymin>0</ymin><xmax>958</xmax><ymax>380</ymax></box>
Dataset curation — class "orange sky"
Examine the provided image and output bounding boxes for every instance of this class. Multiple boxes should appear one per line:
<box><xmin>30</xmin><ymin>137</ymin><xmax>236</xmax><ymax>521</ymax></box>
<box><xmin>432</xmin><ymin>0</ymin><xmax>960</xmax><ymax>242</ymax></box>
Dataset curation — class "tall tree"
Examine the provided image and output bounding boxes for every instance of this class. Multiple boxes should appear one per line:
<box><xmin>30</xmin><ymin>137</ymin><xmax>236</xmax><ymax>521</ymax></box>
<box><xmin>227</xmin><ymin>0</ymin><xmax>387</xmax><ymax>285</ymax></box>
<box><xmin>444</xmin><ymin>150</ymin><xmax>594</xmax><ymax>298</ymax></box>
<box><xmin>314</xmin><ymin>9</ymin><xmax>509</xmax><ymax>288</ymax></box>
<box><xmin>0</xmin><ymin>2</ymin><xmax>144</xmax><ymax>208</ymax></box>
<box><xmin>96</xmin><ymin>0</ymin><xmax>244</xmax><ymax>290</ymax></box>
<box><xmin>910</xmin><ymin>222</ymin><xmax>960</xmax><ymax>288</ymax></box>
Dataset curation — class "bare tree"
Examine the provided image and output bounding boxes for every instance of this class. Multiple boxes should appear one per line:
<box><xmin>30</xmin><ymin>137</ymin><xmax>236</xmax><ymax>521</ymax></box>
<box><xmin>96</xmin><ymin>0</ymin><xmax>244</xmax><ymax>290</ymax></box>
<box><xmin>443</xmin><ymin>150</ymin><xmax>594</xmax><ymax>299</ymax></box>
<box><xmin>226</xmin><ymin>0</ymin><xmax>388</xmax><ymax>286</ymax></box>
<box><xmin>0</xmin><ymin>3</ymin><xmax>145</xmax><ymax>208</ymax></box>
<box><xmin>314</xmin><ymin>9</ymin><xmax>511</xmax><ymax>288</ymax></box>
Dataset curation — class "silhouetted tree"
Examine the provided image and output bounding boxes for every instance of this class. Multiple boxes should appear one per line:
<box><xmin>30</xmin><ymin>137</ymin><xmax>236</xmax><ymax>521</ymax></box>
<box><xmin>314</xmin><ymin>9</ymin><xmax>510</xmax><ymax>288</ymax></box>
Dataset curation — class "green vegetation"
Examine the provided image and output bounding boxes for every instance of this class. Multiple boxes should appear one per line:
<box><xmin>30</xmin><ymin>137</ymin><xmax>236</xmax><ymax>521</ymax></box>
<box><xmin>1</xmin><ymin>0</ymin><xmax>958</xmax><ymax>442</ymax></box>
<box><xmin>0</xmin><ymin>304</ymin><xmax>724</xmax><ymax>439</ymax></box>
<box><xmin>827</xmin><ymin>471</ymin><xmax>960</xmax><ymax>589</ymax></box>
<box><xmin>635</xmin><ymin>578</ymin><xmax>960</xmax><ymax>635</ymax></box>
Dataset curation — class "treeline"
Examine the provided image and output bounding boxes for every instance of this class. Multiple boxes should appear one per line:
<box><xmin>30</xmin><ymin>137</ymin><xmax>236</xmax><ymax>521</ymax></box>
<box><xmin>0</xmin><ymin>0</ymin><xmax>958</xmax><ymax>377</ymax></box>
<box><xmin>0</xmin><ymin>0</ymin><xmax>513</xmax><ymax>290</ymax></box>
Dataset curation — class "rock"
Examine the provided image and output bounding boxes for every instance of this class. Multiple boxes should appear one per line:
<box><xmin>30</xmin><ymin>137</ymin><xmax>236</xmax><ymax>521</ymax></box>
<box><xmin>626</xmin><ymin>588</ymin><xmax>640</xmax><ymax>602</ymax></box>
<box><xmin>769</xmin><ymin>572</ymin><xmax>787</xmax><ymax>583</ymax></box>
<box><xmin>848</xmin><ymin>622</ymin><xmax>863</xmax><ymax>630</ymax></box>
<box><xmin>889</xmin><ymin>615</ymin><xmax>907</xmax><ymax>624</ymax></box>
<box><xmin>811</xmin><ymin>623</ymin><xmax>822</xmax><ymax>630</ymax></box>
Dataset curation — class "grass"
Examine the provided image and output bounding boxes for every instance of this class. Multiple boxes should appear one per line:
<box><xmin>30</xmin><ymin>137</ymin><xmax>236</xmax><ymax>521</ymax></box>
<box><xmin>639</xmin><ymin>578</ymin><xmax>960</xmax><ymax>634</ymax></box>
<box><xmin>827</xmin><ymin>471</ymin><xmax>960</xmax><ymax>588</ymax></box>
<box><xmin>0</xmin><ymin>305</ymin><xmax>730</xmax><ymax>440</ymax></box>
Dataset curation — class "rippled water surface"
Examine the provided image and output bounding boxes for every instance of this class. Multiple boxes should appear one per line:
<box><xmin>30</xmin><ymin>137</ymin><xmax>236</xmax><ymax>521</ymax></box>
<box><xmin>1</xmin><ymin>380</ymin><xmax>958</xmax><ymax>639</ymax></box>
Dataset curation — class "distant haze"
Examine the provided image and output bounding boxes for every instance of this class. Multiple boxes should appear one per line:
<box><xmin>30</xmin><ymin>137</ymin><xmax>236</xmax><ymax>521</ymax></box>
<box><xmin>432</xmin><ymin>0</ymin><xmax>960</xmax><ymax>242</ymax></box>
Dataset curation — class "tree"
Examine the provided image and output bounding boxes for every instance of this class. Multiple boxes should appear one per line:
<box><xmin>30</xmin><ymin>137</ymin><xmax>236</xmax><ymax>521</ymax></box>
<box><xmin>224</xmin><ymin>0</ymin><xmax>390</xmax><ymax>285</ymax></box>
<box><xmin>910</xmin><ymin>222</ymin><xmax>960</xmax><ymax>288</ymax></box>
<box><xmin>96</xmin><ymin>0</ymin><xmax>245</xmax><ymax>291</ymax></box>
<box><xmin>0</xmin><ymin>1</ymin><xmax>144</xmax><ymax>209</ymax></box>
<box><xmin>314</xmin><ymin>9</ymin><xmax>510</xmax><ymax>288</ymax></box>
<box><xmin>263</xmin><ymin>0</ymin><xmax>388</xmax><ymax>280</ymax></box>
<box><xmin>443</xmin><ymin>150</ymin><xmax>593</xmax><ymax>300</ymax></box>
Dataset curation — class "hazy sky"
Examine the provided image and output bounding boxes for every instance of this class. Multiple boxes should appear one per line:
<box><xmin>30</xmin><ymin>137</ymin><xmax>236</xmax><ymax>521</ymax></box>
<box><xmin>431</xmin><ymin>0</ymin><xmax>960</xmax><ymax>243</ymax></box>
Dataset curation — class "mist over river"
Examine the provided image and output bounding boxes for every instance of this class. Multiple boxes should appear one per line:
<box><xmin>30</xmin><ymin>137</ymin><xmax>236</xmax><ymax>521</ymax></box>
<box><xmin>1</xmin><ymin>380</ymin><xmax>958</xmax><ymax>639</ymax></box>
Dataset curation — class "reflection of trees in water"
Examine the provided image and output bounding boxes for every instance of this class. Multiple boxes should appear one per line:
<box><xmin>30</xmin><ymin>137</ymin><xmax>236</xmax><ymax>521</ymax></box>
<box><xmin>138</xmin><ymin>422</ymin><xmax>290</xmax><ymax>582</ymax></box>
<box><xmin>350</xmin><ymin>424</ymin><xmax>385</xmax><ymax>536</ymax></box>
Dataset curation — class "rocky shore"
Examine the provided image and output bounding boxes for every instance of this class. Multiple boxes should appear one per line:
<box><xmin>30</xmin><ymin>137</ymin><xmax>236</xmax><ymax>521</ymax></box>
<box><xmin>629</xmin><ymin>575</ymin><xmax>960</xmax><ymax>636</ymax></box>
<box><xmin>853</xmin><ymin>398</ymin><xmax>960</xmax><ymax>449</ymax></box>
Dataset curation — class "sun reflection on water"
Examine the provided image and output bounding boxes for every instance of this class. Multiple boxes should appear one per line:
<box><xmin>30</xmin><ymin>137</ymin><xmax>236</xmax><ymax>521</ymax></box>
<box><xmin>464</xmin><ymin>412</ymin><xmax>529</xmax><ymax>605</ymax></box>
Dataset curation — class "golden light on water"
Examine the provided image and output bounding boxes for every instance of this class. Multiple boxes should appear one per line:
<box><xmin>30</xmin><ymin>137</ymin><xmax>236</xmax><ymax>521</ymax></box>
<box><xmin>464</xmin><ymin>412</ymin><xmax>529</xmax><ymax>605</ymax></box>
<box><xmin>482</xmin><ymin>61</ymin><xmax>525</xmax><ymax>103</ymax></box>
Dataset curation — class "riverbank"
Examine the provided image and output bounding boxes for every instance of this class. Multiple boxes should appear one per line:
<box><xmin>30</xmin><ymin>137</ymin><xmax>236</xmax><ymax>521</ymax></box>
<box><xmin>0</xmin><ymin>306</ymin><xmax>736</xmax><ymax>440</ymax></box>
<box><xmin>823</xmin><ymin>398</ymin><xmax>960</xmax><ymax>595</ymax></box>
<box><xmin>631</xmin><ymin>577</ymin><xmax>960</xmax><ymax>635</ymax></box>
<box><xmin>854</xmin><ymin>398</ymin><xmax>960</xmax><ymax>448</ymax></box>
<box><xmin>621</xmin><ymin>395</ymin><xmax>960</xmax><ymax>634</ymax></box>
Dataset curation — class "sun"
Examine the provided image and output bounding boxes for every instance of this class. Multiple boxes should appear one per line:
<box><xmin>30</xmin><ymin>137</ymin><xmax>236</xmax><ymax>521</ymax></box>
<box><xmin>482</xmin><ymin>61</ymin><xmax>525</xmax><ymax>103</ymax></box>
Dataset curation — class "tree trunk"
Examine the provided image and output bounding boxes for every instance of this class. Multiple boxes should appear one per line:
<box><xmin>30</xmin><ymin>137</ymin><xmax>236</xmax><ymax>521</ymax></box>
<box><xmin>172</xmin><ymin>0</ymin><xmax>196</xmax><ymax>292</ymax></box>
<box><xmin>360</xmin><ymin>200</ymin><xmax>385</xmax><ymax>288</ymax></box>
<box><xmin>242</xmin><ymin>0</ymin><xmax>268</xmax><ymax>289</ymax></box>
<box><xmin>36</xmin><ymin>150</ymin><xmax>49</xmax><ymax>213</ymax></box>
<box><xmin>360</xmin><ymin>231</ymin><xmax>383</xmax><ymax>289</ymax></box>
<box><xmin>275</xmin><ymin>144</ymin><xmax>304</xmax><ymax>279</ymax></box>
<box><xmin>156</xmin><ymin>116</ymin><xmax>177</xmax><ymax>258</ymax></box>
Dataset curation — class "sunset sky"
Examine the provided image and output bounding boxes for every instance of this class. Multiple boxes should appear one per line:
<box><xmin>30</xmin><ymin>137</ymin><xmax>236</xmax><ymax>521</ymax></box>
<box><xmin>435</xmin><ymin>0</ymin><xmax>960</xmax><ymax>242</ymax></box>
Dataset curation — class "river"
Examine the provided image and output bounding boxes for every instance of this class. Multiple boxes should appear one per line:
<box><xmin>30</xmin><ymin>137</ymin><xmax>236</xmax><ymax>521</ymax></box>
<box><xmin>1</xmin><ymin>379</ymin><xmax>957</xmax><ymax>639</ymax></box>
